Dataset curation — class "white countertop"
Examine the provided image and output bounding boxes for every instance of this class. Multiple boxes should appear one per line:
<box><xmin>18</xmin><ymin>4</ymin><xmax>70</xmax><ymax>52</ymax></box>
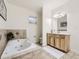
<box><xmin>53</xmin><ymin>33</ymin><xmax>70</xmax><ymax>35</ymax></box>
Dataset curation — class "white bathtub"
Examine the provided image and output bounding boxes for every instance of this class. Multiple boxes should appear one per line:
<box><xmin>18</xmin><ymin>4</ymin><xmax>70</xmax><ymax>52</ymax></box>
<box><xmin>1</xmin><ymin>39</ymin><xmax>40</xmax><ymax>59</ymax></box>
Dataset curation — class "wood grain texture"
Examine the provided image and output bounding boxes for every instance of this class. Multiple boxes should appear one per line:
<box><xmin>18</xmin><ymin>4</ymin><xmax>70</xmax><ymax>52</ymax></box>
<box><xmin>47</xmin><ymin>33</ymin><xmax>70</xmax><ymax>53</ymax></box>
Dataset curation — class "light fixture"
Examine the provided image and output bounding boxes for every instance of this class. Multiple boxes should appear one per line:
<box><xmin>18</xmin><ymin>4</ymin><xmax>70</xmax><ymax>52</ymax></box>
<box><xmin>53</xmin><ymin>12</ymin><xmax>66</xmax><ymax>18</ymax></box>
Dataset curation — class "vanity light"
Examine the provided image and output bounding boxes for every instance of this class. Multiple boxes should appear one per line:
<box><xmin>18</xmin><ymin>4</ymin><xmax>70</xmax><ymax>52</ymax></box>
<box><xmin>53</xmin><ymin>12</ymin><xmax>66</xmax><ymax>18</ymax></box>
<box><xmin>60</xmin><ymin>12</ymin><xmax>66</xmax><ymax>16</ymax></box>
<box><xmin>53</xmin><ymin>14</ymin><xmax>59</xmax><ymax>18</ymax></box>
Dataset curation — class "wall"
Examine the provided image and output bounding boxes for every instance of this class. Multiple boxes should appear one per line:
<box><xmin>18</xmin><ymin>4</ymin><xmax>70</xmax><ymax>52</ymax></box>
<box><xmin>7</xmin><ymin>30</ymin><xmax>26</xmax><ymax>39</ymax></box>
<box><xmin>5</xmin><ymin>1</ymin><xmax>38</xmax><ymax>29</ymax></box>
<box><xmin>0</xmin><ymin>16</ymin><xmax>6</xmax><ymax>29</ymax></box>
<box><xmin>53</xmin><ymin>0</ymin><xmax>79</xmax><ymax>53</ymax></box>
<box><xmin>37</xmin><ymin>10</ymin><xmax>42</xmax><ymax>40</ymax></box>
<box><xmin>43</xmin><ymin>0</ymin><xmax>79</xmax><ymax>53</ymax></box>
<box><xmin>0</xmin><ymin>30</ymin><xmax>7</xmax><ymax>56</ymax></box>
<box><xmin>0</xmin><ymin>0</ymin><xmax>42</xmax><ymax>48</ymax></box>
<box><xmin>0</xmin><ymin>0</ymin><xmax>42</xmax><ymax>56</ymax></box>
<box><xmin>6</xmin><ymin>3</ymin><xmax>37</xmax><ymax>42</ymax></box>
<box><xmin>42</xmin><ymin>0</ymin><xmax>69</xmax><ymax>46</ymax></box>
<box><xmin>65</xmin><ymin>0</ymin><xmax>79</xmax><ymax>53</ymax></box>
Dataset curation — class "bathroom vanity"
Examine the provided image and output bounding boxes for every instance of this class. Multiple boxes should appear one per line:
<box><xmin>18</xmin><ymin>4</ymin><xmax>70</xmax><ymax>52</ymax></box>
<box><xmin>47</xmin><ymin>11</ymin><xmax>70</xmax><ymax>53</ymax></box>
<box><xmin>47</xmin><ymin>33</ymin><xmax>70</xmax><ymax>53</ymax></box>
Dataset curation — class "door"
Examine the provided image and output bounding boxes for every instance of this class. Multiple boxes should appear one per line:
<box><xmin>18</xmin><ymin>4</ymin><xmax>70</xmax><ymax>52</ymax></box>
<box><xmin>27</xmin><ymin>16</ymin><xmax>38</xmax><ymax>43</ymax></box>
<box><xmin>27</xmin><ymin>23</ymin><xmax>37</xmax><ymax>43</ymax></box>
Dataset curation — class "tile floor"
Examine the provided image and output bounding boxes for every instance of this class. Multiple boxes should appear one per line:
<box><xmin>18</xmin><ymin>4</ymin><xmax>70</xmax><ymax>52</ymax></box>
<box><xmin>12</xmin><ymin>48</ymin><xmax>79</xmax><ymax>59</ymax></box>
<box><xmin>12</xmin><ymin>49</ymin><xmax>56</xmax><ymax>59</ymax></box>
<box><xmin>60</xmin><ymin>51</ymin><xmax>79</xmax><ymax>59</ymax></box>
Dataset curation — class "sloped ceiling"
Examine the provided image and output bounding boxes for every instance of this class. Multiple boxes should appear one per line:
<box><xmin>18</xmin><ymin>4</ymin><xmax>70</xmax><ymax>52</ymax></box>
<box><xmin>7</xmin><ymin>0</ymin><xmax>69</xmax><ymax>14</ymax></box>
<box><xmin>7</xmin><ymin>0</ymin><xmax>43</xmax><ymax>13</ymax></box>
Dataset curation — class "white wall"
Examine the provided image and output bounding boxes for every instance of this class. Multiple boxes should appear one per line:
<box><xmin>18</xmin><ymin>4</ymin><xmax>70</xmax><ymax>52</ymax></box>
<box><xmin>0</xmin><ymin>30</ymin><xmax>7</xmax><ymax>56</ymax></box>
<box><xmin>56</xmin><ymin>0</ymin><xmax>79</xmax><ymax>53</ymax></box>
<box><xmin>65</xmin><ymin>0</ymin><xmax>79</xmax><ymax>53</ymax></box>
<box><xmin>0</xmin><ymin>0</ymin><xmax>38</xmax><ymax>29</ymax></box>
<box><xmin>0</xmin><ymin>0</ymin><xmax>42</xmax><ymax>43</ymax></box>
<box><xmin>37</xmin><ymin>11</ymin><xmax>42</xmax><ymax>38</ymax></box>
<box><xmin>43</xmin><ymin>0</ymin><xmax>69</xmax><ymax>46</ymax></box>
<box><xmin>43</xmin><ymin>0</ymin><xmax>79</xmax><ymax>53</ymax></box>
<box><xmin>5</xmin><ymin>0</ymin><xmax>38</xmax><ymax>29</ymax></box>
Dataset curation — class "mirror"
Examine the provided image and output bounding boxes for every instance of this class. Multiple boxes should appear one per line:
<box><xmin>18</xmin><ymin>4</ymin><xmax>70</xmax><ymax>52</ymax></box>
<box><xmin>52</xmin><ymin>12</ymin><xmax>67</xmax><ymax>33</ymax></box>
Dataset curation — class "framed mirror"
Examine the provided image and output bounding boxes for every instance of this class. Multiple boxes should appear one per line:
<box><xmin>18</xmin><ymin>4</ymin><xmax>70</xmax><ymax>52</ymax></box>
<box><xmin>57</xmin><ymin>14</ymin><xmax>67</xmax><ymax>31</ymax></box>
<box><xmin>52</xmin><ymin>12</ymin><xmax>67</xmax><ymax>33</ymax></box>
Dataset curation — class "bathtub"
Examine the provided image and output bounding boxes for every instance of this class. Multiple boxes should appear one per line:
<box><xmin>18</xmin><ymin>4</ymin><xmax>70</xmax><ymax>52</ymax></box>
<box><xmin>1</xmin><ymin>39</ymin><xmax>40</xmax><ymax>59</ymax></box>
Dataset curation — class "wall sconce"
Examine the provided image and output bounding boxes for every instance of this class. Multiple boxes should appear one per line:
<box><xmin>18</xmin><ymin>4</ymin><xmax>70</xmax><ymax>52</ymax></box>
<box><xmin>0</xmin><ymin>0</ymin><xmax>7</xmax><ymax>21</ymax></box>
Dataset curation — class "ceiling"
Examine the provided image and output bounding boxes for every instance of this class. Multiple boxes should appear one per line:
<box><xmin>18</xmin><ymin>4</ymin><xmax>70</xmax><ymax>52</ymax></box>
<box><xmin>7</xmin><ymin>0</ymin><xmax>43</xmax><ymax>13</ymax></box>
<box><xmin>7</xmin><ymin>0</ymin><xmax>69</xmax><ymax>14</ymax></box>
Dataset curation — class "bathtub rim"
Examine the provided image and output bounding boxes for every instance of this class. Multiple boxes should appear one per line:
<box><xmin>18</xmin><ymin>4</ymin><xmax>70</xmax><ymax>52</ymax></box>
<box><xmin>1</xmin><ymin>39</ymin><xmax>40</xmax><ymax>59</ymax></box>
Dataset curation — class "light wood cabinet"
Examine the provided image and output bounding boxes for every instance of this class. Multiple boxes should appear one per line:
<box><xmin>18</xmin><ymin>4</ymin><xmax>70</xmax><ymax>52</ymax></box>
<box><xmin>47</xmin><ymin>33</ymin><xmax>70</xmax><ymax>53</ymax></box>
<box><xmin>47</xmin><ymin>34</ymin><xmax>55</xmax><ymax>46</ymax></box>
<box><xmin>55</xmin><ymin>35</ymin><xmax>61</xmax><ymax>48</ymax></box>
<box><xmin>50</xmin><ymin>36</ymin><xmax>55</xmax><ymax>46</ymax></box>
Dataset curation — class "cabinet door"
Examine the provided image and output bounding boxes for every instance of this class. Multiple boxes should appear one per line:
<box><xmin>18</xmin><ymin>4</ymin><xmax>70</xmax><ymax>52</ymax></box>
<box><xmin>55</xmin><ymin>35</ymin><xmax>60</xmax><ymax>48</ymax></box>
<box><xmin>60</xmin><ymin>35</ymin><xmax>65</xmax><ymax>50</ymax></box>
<box><xmin>47</xmin><ymin>34</ymin><xmax>51</xmax><ymax>45</ymax></box>
<box><xmin>64</xmin><ymin>36</ymin><xmax>70</xmax><ymax>52</ymax></box>
<box><xmin>60</xmin><ymin>39</ymin><xmax>65</xmax><ymax>50</ymax></box>
<box><xmin>60</xmin><ymin>35</ymin><xmax>70</xmax><ymax>52</ymax></box>
<box><xmin>50</xmin><ymin>36</ymin><xmax>55</xmax><ymax>46</ymax></box>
